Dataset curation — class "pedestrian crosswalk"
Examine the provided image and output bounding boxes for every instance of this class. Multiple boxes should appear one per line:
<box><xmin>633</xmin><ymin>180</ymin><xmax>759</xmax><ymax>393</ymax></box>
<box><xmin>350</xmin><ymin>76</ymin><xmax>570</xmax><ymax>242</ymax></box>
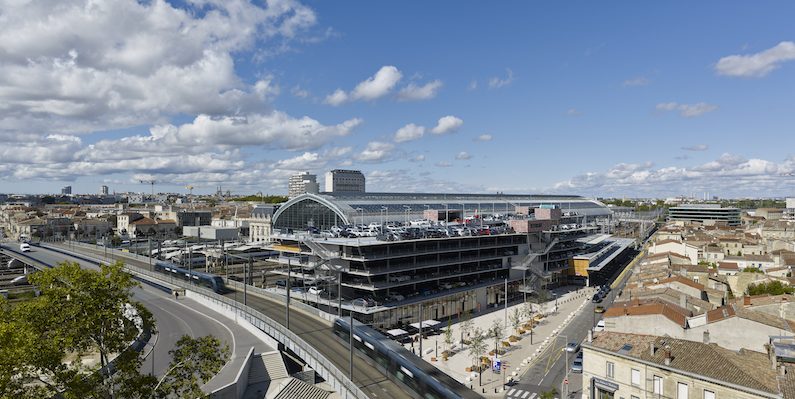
<box><xmin>506</xmin><ymin>388</ymin><xmax>558</xmax><ymax>399</ymax></box>
<box><xmin>505</xmin><ymin>388</ymin><xmax>558</xmax><ymax>399</ymax></box>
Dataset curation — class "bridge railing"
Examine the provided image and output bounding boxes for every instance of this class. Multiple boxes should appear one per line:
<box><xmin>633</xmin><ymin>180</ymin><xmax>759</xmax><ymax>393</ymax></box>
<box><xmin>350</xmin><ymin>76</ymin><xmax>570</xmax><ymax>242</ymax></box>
<box><xmin>46</xmin><ymin>241</ymin><xmax>369</xmax><ymax>399</ymax></box>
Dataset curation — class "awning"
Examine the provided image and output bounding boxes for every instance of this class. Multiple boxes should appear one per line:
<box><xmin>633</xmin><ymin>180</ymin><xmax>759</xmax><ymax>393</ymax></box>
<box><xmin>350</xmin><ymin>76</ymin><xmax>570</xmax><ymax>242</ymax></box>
<box><xmin>386</xmin><ymin>329</ymin><xmax>409</xmax><ymax>337</ymax></box>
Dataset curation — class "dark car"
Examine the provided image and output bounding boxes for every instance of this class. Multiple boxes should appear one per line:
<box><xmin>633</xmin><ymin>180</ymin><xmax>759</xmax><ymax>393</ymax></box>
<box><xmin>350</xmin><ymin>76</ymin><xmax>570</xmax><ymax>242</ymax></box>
<box><xmin>591</xmin><ymin>293</ymin><xmax>603</xmax><ymax>303</ymax></box>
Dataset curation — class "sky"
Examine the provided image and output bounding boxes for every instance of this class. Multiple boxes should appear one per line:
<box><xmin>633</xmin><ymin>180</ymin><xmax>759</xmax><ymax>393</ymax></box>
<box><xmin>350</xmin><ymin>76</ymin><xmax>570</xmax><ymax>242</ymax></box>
<box><xmin>1</xmin><ymin>0</ymin><xmax>794</xmax><ymax>198</ymax></box>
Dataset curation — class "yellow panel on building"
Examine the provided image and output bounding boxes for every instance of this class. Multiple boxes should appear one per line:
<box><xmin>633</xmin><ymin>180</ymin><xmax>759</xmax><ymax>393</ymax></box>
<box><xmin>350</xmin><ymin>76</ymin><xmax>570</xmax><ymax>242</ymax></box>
<box><xmin>571</xmin><ymin>258</ymin><xmax>590</xmax><ymax>277</ymax></box>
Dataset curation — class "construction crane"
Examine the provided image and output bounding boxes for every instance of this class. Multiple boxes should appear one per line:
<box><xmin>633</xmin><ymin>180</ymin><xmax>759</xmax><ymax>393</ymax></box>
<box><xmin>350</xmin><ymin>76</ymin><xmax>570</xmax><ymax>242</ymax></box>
<box><xmin>140</xmin><ymin>179</ymin><xmax>156</xmax><ymax>196</ymax></box>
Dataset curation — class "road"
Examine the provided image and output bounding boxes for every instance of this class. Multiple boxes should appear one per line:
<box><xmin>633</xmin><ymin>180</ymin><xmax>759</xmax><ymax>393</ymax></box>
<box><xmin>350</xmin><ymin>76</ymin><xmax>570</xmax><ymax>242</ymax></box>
<box><xmin>506</xmin><ymin>259</ymin><xmax>637</xmax><ymax>399</ymax></box>
<box><xmin>3</xmin><ymin>243</ymin><xmax>271</xmax><ymax>393</ymax></box>
<box><xmin>47</xmin><ymin>242</ymin><xmax>413</xmax><ymax>399</ymax></box>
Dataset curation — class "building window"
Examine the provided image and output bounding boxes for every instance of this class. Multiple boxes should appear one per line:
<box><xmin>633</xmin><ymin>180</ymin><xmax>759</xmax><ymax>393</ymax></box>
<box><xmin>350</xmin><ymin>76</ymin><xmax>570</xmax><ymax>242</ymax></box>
<box><xmin>677</xmin><ymin>382</ymin><xmax>689</xmax><ymax>399</ymax></box>
<box><xmin>606</xmin><ymin>361</ymin><xmax>615</xmax><ymax>378</ymax></box>
<box><xmin>631</xmin><ymin>368</ymin><xmax>640</xmax><ymax>386</ymax></box>
<box><xmin>703</xmin><ymin>390</ymin><xmax>715</xmax><ymax>399</ymax></box>
<box><xmin>653</xmin><ymin>375</ymin><xmax>663</xmax><ymax>395</ymax></box>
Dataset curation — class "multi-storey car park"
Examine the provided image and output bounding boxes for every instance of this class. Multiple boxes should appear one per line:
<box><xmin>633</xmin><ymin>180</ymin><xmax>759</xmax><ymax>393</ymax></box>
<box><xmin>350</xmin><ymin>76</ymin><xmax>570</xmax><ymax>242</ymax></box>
<box><xmin>266</xmin><ymin>192</ymin><xmax>624</xmax><ymax>329</ymax></box>
<box><xmin>667</xmin><ymin>204</ymin><xmax>742</xmax><ymax>226</ymax></box>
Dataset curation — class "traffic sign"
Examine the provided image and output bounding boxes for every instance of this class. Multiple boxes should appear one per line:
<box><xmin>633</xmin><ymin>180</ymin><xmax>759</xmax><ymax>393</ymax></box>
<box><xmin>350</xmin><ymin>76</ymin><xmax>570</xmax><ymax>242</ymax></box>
<box><xmin>564</xmin><ymin>378</ymin><xmax>569</xmax><ymax>385</ymax></box>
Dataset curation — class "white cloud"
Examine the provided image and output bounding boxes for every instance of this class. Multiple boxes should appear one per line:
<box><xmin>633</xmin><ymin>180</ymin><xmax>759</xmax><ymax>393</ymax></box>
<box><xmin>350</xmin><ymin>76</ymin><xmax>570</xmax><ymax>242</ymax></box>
<box><xmin>409</xmin><ymin>154</ymin><xmax>426</xmax><ymax>162</ymax></box>
<box><xmin>397</xmin><ymin>80</ymin><xmax>442</xmax><ymax>101</ymax></box>
<box><xmin>273</xmin><ymin>152</ymin><xmax>323</xmax><ymax>170</ymax></box>
<box><xmin>475</xmin><ymin>134</ymin><xmax>493</xmax><ymax>142</ymax></box>
<box><xmin>552</xmin><ymin>154</ymin><xmax>795</xmax><ymax>196</ymax></box>
<box><xmin>324</xmin><ymin>89</ymin><xmax>349</xmax><ymax>106</ymax></box>
<box><xmin>682</xmin><ymin>144</ymin><xmax>709</xmax><ymax>152</ymax></box>
<box><xmin>715</xmin><ymin>41</ymin><xmax>795</xmax><ymax>78</ymax></box>
<box><xmin>435</xmin><ymin>161</ymin><xmax>452</xmax><ymax>168</ymax></box>
<box><xmin>393</xmin><ymin>123</ymin><xmax>425</xmax><ymax>143</ymax></box>
<box><xmin>656</xmin><ymin>102</ymin><xmax>718</xmax><ymax>118</ymax></box>
<box><xmin>0</xmin><ymin>0</ymin><xmax>318</xmax><ymax>135</ymax></box>
<box><xmin>366</xmin><ymin>169</ymin><xmax>481</xmax><ymax>193</ymax></box>
<box><xmin>254</xmin><ymin>76</ymin><xmax>280</xmax><ymax>101</ymax></box>
<box><xmin>325</xmin><ymin>66</ymin><xmax>402</xmax><ymax>105</ymax></box>
<box><xmin>488</xmin><ymin>68</ymin><xmax>514</xmax><ymax>89</ymax></box>
<box><xmin>468</xmin><ymin>80</ymin><xmax>478</xmax><ymax>91</ymax></box>
<box><xmin>357</xmin><ymin>141</ymin><xmax>395</xmax><ymax>163</ymax></box>
<box><xmin>622</xmin><ymin>76</ymin><xmax>650</xmax><ymax>87</ymax></box>
<box><xmin>431</xmin><ymin>115</ymin><xmax>464</xmax><ymax>135</ymax></box>
<box><xmin>291</xmin><ymin>85</ymin><xmax>310</xmax><ymax>98</ymax></box>
<box><xmin>455</xmin><ymin>151</ymin><xmax>472</xmax><ymax>160</ymax></box>
<box><xmin>566</xmin><ymin>108</ymin><xmax>582</xmax><ymax>116</ymax></box>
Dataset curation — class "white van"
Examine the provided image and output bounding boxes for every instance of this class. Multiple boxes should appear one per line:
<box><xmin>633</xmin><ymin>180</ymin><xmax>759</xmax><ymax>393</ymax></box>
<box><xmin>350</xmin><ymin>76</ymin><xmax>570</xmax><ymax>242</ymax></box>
<box><xmin>20</xmin><ymin>243</ymin><xmax>31</xmax><ymax>252</ymax></box>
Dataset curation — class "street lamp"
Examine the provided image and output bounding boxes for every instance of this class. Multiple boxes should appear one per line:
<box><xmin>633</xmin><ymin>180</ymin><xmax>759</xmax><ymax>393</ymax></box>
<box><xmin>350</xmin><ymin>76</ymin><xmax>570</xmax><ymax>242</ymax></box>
<box><xmin>403</xmin><ymin>205</ymin><xmax>411</xmax><ymax>225</ymax></box>
<box><xmin>356</xmin><ymin>207</ymin><xmax>364</xmax><ymax>227</ymax></box>
<box><xmin>554</xmin><ymin>334</ymin><xmax>570</xmax><ymax>398</ymax></box>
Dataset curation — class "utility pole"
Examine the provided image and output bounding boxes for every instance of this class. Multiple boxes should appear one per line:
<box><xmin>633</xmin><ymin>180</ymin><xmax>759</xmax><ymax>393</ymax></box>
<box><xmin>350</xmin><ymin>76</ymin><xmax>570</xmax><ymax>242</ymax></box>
<box><xmin>286</xmin><ymin>258</ymin><xmax>291</xmax><ymax>329</ymax></box>
<box><xmin>349</xmin><ymin>309</ymin><xmax>354</xmax><ymax>380</ymax></box>
<box><xmin>419</xmin><ymin>302</ymin><xmax>423</xmax><ymax>358</ymax></box>
<box><xmin>504</xmin><ymin>278</ymin><xmax>509</xmax><ymax>331</ymax></box>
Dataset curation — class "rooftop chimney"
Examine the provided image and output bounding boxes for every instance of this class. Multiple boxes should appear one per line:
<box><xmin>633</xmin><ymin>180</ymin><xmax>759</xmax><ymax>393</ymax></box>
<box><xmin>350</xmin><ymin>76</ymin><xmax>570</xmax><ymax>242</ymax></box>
<box><xmin>650</xmin><ymin>342</ymin><xmax>655</xmax><ymax>356</ymax></box>
<box><xmin>664</xmin><ymin>345</ymin><xmax>672</xmax><ymax>366</ymax></box>
<box><xmin>703</xmin><ymin>330</ymin><xmax>710</xmax><ymax>344</ymax></box>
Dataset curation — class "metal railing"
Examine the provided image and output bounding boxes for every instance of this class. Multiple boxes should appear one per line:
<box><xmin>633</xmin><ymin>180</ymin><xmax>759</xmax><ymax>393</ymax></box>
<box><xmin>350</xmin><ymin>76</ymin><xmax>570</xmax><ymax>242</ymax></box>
<box><xmin>46</xmin><ymin>241</ymin><xmax>369</xmax><ymax>399</ymax></box>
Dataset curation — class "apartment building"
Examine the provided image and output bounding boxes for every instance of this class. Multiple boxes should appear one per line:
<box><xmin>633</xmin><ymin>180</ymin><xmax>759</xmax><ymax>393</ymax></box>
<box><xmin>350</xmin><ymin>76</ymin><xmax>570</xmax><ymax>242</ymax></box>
<box><xmin>582</xmin><ymin>332</ymin><xmax>790</xmax><ymax>399</ymax></box>
<box><xmin>323</xmin><ymin>169</ymin><xmax>365</xmax><ymax>193</ymax></box>
<box><xmin>288</xmin><ymin>172</ymin><xmax>320</xmax><ymax>198</ymax></box>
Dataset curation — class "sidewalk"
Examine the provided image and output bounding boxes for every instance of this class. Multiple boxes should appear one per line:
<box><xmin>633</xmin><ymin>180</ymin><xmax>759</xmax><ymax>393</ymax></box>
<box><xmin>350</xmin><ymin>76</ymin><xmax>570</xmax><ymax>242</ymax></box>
<box><xmin>407</xmin><ymin>287</ymin><xmax>596</xmax><ymax>397</ymax></box>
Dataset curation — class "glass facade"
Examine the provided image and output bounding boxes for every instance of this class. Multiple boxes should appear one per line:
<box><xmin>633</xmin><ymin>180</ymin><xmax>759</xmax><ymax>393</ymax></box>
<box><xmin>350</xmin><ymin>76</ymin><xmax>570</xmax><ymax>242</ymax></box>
<box><xmin>272</xmin><ymin>197</ymin><xmax>347</xmax><ymax>231</ymax></box>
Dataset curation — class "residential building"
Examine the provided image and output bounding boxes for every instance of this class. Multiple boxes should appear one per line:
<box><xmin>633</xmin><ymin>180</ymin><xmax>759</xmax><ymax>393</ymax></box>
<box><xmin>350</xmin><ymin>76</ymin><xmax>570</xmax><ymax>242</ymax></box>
<box><xmin>668</xmin><ymin>204</ymin><xmax>741</xmax><ymax>226</ymax></box>
<box><xmin>61</xmin><ymin>186</ymin><xmax>72</xmax><ymax>195</ymax></box>
<box><xmin>183</xmin><ymin>226</ymin><xmax>239</xmax><ymax>241</ymax></box>
<box><xmin>786</xmin><ymin>198</ymin><xmax>795</xmax><ymax>221</ymax></box>
<box><xmin>248</xmin><ymin>205</ymin><xmax>274</xmax><ymax>243</ymax></box>
<box><xmin>288</xmin><ymin>172</ymin><xmax>320</xmax><ymax>197</ymax></box>
<box><xmin>324</xmin><ymin>169</ymin><xmax>365</xmax><ymax>193</ymax></box>
<box><xmin>582</xmin><ymin>331</ymin><xmax>792</xmax><ymax>399</ymax></box>
<box><xmin>101</xmin><ymin>185</ymin><xmax>109</xmax><ymax>195</ymax></box>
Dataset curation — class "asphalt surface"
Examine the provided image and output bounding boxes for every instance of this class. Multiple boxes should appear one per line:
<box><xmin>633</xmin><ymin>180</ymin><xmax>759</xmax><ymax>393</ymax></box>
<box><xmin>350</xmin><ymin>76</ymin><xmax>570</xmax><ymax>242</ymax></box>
<box><xmin>3</xmin><ymin>243</ymin><xmax>271</xmax><ymax>392</ymax></box>
<box><xmin>508</xmin><ymin>263</ymin><xmax>635</xmax><ymax>398</ymax></box>
<box><xmin>48</xmin><ymin>243</ymin><xmax>412</xmax><ymax>399</ymax></box>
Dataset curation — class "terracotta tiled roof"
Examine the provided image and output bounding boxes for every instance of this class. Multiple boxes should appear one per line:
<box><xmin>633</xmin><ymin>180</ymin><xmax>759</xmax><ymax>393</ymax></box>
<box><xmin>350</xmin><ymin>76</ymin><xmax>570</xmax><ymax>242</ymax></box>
<box><xmin>655</xmin><ymin>275</ymin><xmax>705</xmax><ymax>291</ymax></box>
<box><xmin>588</xmin><ymin>332</ymin><xmax>780</xmax><ymax>395</ymax></box>
<box><xmin>718</xmin><ymin>262</ymin><xmax>739</xmax><ymax>271</ymax></box>
<box><xmin>604</xmin><ymin>299</ymin><xmax>690</xmax><ymax>327</ymax></box>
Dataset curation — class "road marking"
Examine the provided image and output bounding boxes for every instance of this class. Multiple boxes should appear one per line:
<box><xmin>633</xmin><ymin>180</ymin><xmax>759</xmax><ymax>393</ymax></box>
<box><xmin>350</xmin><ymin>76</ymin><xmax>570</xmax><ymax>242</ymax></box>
<box><xmin>529</xmin><ymin>393</ymin><xmax>537</xmax><ymax>399</ymax></box>
<box><xmin>508</xmin><ymin>389</ymin><xmax>516</xmax><ymax>395</ymax></box>
<box><xmin>522</xmin><ymin>391</ymin><xmax>530</xmax><ymax>398</ymax></box>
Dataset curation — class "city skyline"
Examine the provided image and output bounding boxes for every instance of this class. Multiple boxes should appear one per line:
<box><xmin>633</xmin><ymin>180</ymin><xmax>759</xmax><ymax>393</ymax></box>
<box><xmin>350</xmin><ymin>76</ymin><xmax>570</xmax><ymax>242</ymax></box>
<box><xmin>1</xmin><ymin>1</ymin><xmax>794</xmax><ymax>197</ymax></box>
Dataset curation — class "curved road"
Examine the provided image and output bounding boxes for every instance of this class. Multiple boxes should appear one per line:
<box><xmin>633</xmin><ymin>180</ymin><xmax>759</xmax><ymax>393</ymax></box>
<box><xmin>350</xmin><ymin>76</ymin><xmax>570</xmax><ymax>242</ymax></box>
<box><xmin>55</xmin><ymin>242</ymin><xmax>413</xmax><ymax>399</ymax></box>
<box><xmin>3</xmin><ymin>243</ymin><xmax>271</xmax><ymax>392</ymax></box>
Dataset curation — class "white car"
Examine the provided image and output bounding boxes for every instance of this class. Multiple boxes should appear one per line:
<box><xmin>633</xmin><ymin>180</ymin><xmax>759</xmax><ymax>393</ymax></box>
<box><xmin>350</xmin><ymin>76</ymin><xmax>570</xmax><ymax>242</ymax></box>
<box><xmin>19</xmin><ymin>242</ymin><xmax>31</xmax><ymax>252</ymax></box>
<box><xmin>308</xmin><ymin>286</ymin><xmax>324</xmax><ymax>296</ymax></box>
<box><xmin>594</xmin><ymin>320</ymin><xmax>605</xmax><ymax>332</ymax></box>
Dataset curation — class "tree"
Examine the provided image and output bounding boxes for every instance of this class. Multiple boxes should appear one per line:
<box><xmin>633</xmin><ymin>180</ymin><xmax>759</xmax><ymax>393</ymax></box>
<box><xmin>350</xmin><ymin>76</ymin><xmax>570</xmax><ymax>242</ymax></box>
<box><xmin>467</xmin><ymin>327</ymin><xmax>487</xmax><ymax>372</ymax></box>
<box><xmin>155</xmin><ymin>335</ymin><xmax>230</xmax><ymax>398</ymax></box>
<box><xmin>443</xmin><ymin>318</ymin><xmax>454</xmax><ymax>355</ymax></box>
<box><xmin>540</xmin><ymin>388</ymin><xmax>558</xmax><ymax>399</ymax></box>
<box><xmin>489</xmin><ymin>319</ymin><xmax>504</xmax><ymax>356</ymax></box>
<box><xmin>509</xmin><ymin>308</ymin><xmax>522</xmax><ymax>334</ymax></box>
<box><xmin>747</xmin><ymin>280</ymin><xmax>794</xmax><ymax>296</ymax></box>
<box><xmin>459</xmin><ymin>311</ymin><xmax>474</xmax><ymax>347</ymax></box>
<box><xmin>1</xmin><ymin>261</ymin><xmax>229</xmax><ymax>399</ymax></box>
<box><xmin>28</xmin><ymin>261</ymin><xmax>148</xmax><ymax>397</ymax></box>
